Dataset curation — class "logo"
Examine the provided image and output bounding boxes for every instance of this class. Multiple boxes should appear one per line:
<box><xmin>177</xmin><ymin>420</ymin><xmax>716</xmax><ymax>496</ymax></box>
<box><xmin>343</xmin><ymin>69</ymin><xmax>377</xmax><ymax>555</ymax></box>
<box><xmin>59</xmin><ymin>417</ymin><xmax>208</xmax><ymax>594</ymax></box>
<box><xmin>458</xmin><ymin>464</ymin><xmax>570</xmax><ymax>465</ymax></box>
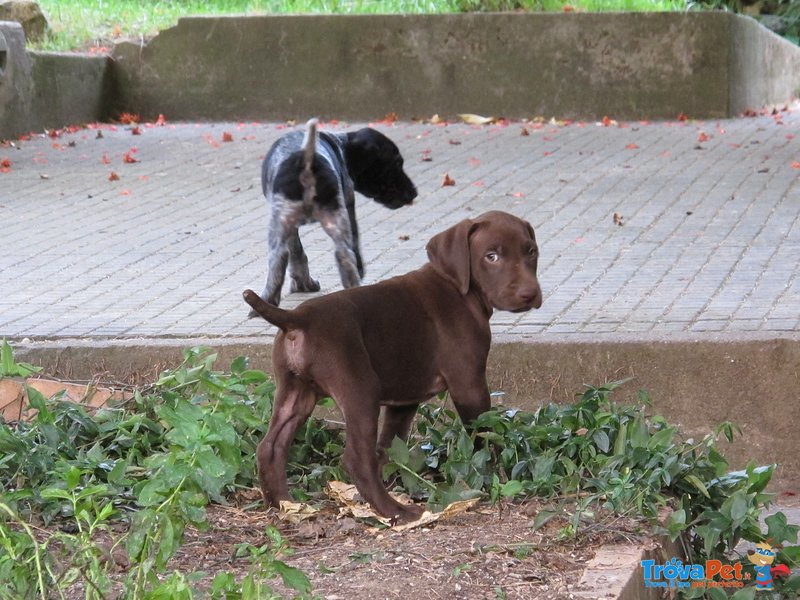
<box><xmin>747</xmin><ymin>541</ymin><xmax>781</xmax><ymax>590</ymax></box>
<box><xmin>641</xmin><ymin>558</ymin><xmax>749</xmax><ymax>590</ymax></box>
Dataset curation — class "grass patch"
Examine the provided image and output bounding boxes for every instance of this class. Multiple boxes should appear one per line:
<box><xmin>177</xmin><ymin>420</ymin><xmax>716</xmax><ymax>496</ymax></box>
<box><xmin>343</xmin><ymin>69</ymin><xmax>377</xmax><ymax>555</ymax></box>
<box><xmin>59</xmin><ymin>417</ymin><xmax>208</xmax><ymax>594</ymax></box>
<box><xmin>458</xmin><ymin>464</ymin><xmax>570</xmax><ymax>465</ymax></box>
<box><xmin>35</xmin><ymin>0</ymin><xmax>686</xmax><ymax>51</ymax></box>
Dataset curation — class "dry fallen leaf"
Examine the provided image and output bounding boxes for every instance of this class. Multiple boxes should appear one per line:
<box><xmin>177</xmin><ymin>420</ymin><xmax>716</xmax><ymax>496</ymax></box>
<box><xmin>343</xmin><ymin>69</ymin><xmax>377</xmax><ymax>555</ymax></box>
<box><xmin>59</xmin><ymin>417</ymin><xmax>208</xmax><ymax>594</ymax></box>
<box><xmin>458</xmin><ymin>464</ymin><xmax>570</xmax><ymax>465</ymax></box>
<box><xmin>108</xmin><ymin>171</ymin><xmax>120</xmax><ymax>181</ymax></box>
<box><xmin>625</xmin><ymin>143</ymin><xmax>639</xmax><ymax>150</ymax></box>
<box><xmin>119</xmin><ymin>112</ymin><xmax>140</xmax><ymax>125</ymax></box>
<box><xmin>458</xmin><ymin>113</ymin><xmax>497</xmax><ymax>125</ymax></box>
<box><xmin>792</xmin><ymin>161</ymin><xmax>800</xmax><ymax>169</ymax></box>
<box><xmin>441</xmin><ymin>173</ymin><xmax>456</xmax><ymax>187</ymax></box>
<box><xmin>429</xmin><ymin>114</ymin><xmax>444</xmax><ymax>124</ymax></box>
<box><xmin>131</xmin><ymin>126</ymin><xmax>141</xmax><ymax>136</ymax></box>
<box><xmin>222</xmin><ymin>131</ymin><xmax>234</xmax><ymax>143</ymax></box>
<box><xmin>297</xmin><ymin>520</ymin><xmax>326</xmax><ymax>540</ymax></box>
<box><xmin>278</xmin><ymin>500</ymin><xmax>319</xmax><ymax>524</ymax></box>
<box><xmin>122</xmin><ymin>153</ymin><xmax>138</xmax><ymax>164</ymax></box>
<box><xmin>697</xmin><ymin>132</ymin><xmax>711</xmax><ymax>143</ymax></box>
<box><xmin>520</xmin><ymin>127</ymin><xmax>530</xmax><ymax>136</ymax></box>
<box><xmin>613</xmin><ymin>212</ymin><xmax>625</xmax><ymax>226</ymax></box>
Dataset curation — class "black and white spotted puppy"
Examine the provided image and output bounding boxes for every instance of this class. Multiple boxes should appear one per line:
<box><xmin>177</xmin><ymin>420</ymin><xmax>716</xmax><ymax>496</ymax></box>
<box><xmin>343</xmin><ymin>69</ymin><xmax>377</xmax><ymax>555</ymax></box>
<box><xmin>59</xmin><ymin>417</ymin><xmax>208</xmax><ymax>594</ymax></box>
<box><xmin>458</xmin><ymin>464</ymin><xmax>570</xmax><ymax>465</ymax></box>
<box><xmin>251</xmin><ymin>118</ymin><xmax>417</xmax><ymax>311</ymax></box>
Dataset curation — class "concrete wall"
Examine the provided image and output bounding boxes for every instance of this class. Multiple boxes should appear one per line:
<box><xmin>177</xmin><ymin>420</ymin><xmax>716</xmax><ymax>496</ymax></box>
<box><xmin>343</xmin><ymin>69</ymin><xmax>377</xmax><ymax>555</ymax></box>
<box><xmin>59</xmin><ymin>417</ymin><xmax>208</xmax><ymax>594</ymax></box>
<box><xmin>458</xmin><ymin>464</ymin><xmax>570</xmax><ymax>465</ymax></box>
<box><xmin>0</xmin><ymin>23</ymin><xmax>33</xmax><ymax>138</ymax></box>
<box><xmin>729</xmin><ymin>14</ymin><xmax>800</xmax><ymax>114</ymax></box>
<box><xmin>0</xmin><ymin>21</ymin><xmax>111</xmax><ymax>140</ymax></box>
<box><xmin>109</xmin><ymin>12</ymin><xmax>800</xmax><ymax>122</ymax></box>
<box><xmin>3</xmin><ymin>13</ymin><xmax>800</xmax><ymax>139</ymax></box>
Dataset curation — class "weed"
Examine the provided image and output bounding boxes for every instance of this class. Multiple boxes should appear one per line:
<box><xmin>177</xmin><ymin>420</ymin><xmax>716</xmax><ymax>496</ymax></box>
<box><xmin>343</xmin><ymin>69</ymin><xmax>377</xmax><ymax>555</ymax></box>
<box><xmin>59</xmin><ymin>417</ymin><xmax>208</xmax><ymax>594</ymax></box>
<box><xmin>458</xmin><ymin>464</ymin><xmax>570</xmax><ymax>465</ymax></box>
<box><xmin>0</xmin><ymin>339</ymin><xmax>41</xmax><ymax>378</ymax></box>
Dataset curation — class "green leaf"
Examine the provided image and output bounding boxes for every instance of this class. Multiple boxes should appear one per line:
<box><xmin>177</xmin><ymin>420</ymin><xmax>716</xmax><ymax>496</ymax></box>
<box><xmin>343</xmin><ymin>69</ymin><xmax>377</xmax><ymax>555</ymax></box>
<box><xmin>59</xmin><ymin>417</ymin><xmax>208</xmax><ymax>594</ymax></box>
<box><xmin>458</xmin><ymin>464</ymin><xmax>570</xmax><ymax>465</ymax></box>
<box><xmin>729</xmin><ymin>586</ymin><xmax>756</xmax><ymax>600</ymax></box>
<box><xmin>685</xmin><ymin>474</ymin><xmax>710</xmax><ymax>499</ymax></box>
<box><xmin>629</xmin><ymin>416</ymin><xmax>649</xmax><ymax>448</ymax></box>
<box><xmin>39</xmin><ymin>487</ymin><xmax>72</xmax><ymax>501</ymax></box>
<box><xmin>499</xmin><ymin>480</ymin><xmax>524</xmax><ymax>497</ymax></box>
<box><xmin>706</xmin><ymin>587</ymin><xmax>728</xmax><ymax>600</ymax></box>
<box><xmin>647</xmin><ymin>427</ymin><xmax>674</xmax><ymax>450</ymax></box>
<box><xmin>613</xmin><ymin>423</ymin><xmax>627</xmax><ymax>456</ymax></box>
<box><xmin>137</xmin><ymin>478</ymin><xmax>169</xmax><ymax>507</ymax></box>
<box><xmin>721</xmin><ymin>491</ymin><xmax>748</xmax><ymax>527</ymax></box>
<box><xmin>0</xmin><ymin>340</ymin><xmax>42</xmax><ymax>378</ymax></box>
<box><xmin>387</xmin><ymin>437</ymin><xmax>410</xmax><ymax>465</ymax></box>
<box><xmin>274</xmin><ymin>559</ymin><xmax>312</xmax><ymax>593</ymax></box>
<box><xmin>665</xmin><ymin>508</ymin><xmax>687</xmax><ymax>539</ymax></box>
<box><xmin>155</xmin><ymin>515</ymin><xmax>182</xmax><ymax>568</ymax></box>
<box><xmin>765</xmin><ymin>511</ymin><xmax>799</xmax><ymax>545</ymax></box>
<box><xmin>592</xmin><ymin>430</ymin><xmax>610</xmax><ymax>453</ymax></box>
<box><xmin>532</xmin><ymin>509</ymin><xmax>556</xmax><ymax>531</ymax></box>
<box><xmin>210</xmin><ymin>572</ymin><xmax>236</xmax><ymax>595</ymax></box>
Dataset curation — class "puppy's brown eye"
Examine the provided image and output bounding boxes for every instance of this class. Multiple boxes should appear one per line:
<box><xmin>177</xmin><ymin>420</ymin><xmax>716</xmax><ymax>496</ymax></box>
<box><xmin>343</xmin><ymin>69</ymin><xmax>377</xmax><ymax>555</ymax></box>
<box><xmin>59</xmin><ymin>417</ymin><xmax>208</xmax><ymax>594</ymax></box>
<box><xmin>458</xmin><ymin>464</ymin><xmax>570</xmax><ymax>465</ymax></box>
<box><xmin>486</xmin><ymin>252</ymin><xmax>499</xmax><ymax>263</ymax></box>
<box><xmin>527</xmin><ymin>247</ymin><xmax>537</xmax><ymax>257</ymax></box>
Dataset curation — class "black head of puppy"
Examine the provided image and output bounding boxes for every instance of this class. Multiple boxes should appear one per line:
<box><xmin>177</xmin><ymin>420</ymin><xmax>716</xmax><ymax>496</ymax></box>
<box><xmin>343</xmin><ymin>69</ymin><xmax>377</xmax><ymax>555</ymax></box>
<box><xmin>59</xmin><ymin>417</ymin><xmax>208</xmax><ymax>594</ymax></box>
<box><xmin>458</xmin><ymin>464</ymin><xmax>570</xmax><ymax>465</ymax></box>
<box><xmin>343</xmin><ymin>128</ymin><xmax>417</xmax><ymax>209</ymax></box>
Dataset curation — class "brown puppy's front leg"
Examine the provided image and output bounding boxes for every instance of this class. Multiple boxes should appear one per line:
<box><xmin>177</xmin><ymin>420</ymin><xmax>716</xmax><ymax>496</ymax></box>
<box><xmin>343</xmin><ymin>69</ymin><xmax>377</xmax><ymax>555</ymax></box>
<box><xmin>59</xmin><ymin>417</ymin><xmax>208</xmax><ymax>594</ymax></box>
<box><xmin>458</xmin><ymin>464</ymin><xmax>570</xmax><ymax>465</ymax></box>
<box><xmin>340</xmin><ymin>393</ymin><xmax>423</xmax><ymax>523</ymax></box>
<box><xmin>447</xmin><ymin>376</ymin><xmax>492</xmax><ymax>426</ymax></box>
<box><xmin>376</xmin><ymin>404</ymin><xmax>419</xmax><ymax>471</ymax></box>
<box><xmin>257</xmin><ymin>378</ymin><xmax>317</xmax><ymax>506</ymax></box>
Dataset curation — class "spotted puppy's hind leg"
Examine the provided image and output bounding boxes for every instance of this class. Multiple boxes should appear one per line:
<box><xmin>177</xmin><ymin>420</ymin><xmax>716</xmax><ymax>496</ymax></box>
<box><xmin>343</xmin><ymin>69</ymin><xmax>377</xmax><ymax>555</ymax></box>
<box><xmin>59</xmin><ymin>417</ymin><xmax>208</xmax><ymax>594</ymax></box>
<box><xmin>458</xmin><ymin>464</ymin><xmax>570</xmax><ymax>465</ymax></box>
<box><xmin>252</xmin><ymin>205</ymin><xmax>292</xmax><ymax>313</ymax></box>
<box><xmin>320</xmin><ymin>209</ymin><xmax>361</xmax><ymax>289</ymax></box>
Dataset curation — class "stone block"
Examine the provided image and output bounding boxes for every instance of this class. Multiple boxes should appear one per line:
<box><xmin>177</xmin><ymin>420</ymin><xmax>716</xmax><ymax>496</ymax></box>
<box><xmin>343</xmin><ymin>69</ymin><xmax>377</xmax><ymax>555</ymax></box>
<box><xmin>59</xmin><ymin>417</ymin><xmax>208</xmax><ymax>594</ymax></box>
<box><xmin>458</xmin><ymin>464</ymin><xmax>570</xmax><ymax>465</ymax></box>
<box><xmin>0</xmin><ymin>0</ymin><xmax>48</xmax><ymax>42</ymax></box>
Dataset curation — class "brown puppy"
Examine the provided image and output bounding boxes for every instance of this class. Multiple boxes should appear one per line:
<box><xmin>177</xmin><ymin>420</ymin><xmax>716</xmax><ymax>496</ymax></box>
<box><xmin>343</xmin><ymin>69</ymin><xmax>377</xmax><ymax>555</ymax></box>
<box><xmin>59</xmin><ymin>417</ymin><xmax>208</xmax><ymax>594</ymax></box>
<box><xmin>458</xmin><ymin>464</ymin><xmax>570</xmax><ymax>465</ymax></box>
<box><xmin>243</xmin><ymin>210</ymin><xmax>542</xmax><ymax>522</ymax></box>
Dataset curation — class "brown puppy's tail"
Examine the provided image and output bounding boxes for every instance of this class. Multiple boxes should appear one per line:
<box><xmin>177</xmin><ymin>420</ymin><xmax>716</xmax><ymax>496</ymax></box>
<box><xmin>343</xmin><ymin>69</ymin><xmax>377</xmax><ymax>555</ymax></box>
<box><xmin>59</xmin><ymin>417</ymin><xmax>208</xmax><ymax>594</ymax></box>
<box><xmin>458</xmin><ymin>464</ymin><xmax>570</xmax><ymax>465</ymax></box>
<box><xmin>243</xmin><ymin>289</ymin><xmax>304</xmax><ymax>331</ymax></box>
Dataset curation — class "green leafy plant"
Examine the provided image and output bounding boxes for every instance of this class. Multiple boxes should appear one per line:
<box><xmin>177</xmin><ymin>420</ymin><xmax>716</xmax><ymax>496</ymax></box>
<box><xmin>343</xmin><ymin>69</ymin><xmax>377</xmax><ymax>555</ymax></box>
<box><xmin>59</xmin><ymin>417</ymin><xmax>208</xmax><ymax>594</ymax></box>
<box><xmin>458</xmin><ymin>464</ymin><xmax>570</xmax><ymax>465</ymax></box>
<box><xmin>0</xmin><ymin>340</ymin><xmax>41</xmax><ymax>378</ymax></box>
<box><xmin>1</xmin><ymin>343</ymin><xmax>798</xmax><ymax>598</ymax></box>
<box><xmin>384</xmin><ymin>381</ymin><xmax>800</xmax><ymax>580</ymax></box>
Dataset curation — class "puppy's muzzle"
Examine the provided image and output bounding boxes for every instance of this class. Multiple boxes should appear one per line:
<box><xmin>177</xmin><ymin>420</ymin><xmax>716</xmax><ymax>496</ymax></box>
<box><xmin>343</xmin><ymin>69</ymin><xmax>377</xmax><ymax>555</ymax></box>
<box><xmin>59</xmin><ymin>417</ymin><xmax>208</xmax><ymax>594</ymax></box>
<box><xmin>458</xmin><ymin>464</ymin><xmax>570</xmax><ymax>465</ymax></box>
<box><xmin>514</xmin><ymin>282</ymin><xmax>543</xmax><ymax>312</ymax></box>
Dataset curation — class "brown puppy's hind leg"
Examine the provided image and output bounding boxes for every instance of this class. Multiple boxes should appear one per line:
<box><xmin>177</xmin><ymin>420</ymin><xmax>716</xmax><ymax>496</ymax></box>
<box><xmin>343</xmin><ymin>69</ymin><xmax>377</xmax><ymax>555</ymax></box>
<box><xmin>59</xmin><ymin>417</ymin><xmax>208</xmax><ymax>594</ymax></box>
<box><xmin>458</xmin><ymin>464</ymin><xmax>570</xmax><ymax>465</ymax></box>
<box><xmin>256</xmin><ymin>376</ymin><xmax>317</xmax><ymax>506</ymax></box>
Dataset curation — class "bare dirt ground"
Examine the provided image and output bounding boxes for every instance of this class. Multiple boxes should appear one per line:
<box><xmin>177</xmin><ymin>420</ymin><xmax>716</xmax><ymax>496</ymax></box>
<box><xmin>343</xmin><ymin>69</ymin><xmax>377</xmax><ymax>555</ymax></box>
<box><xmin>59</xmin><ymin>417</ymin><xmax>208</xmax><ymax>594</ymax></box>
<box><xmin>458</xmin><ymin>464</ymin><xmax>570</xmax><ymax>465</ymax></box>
<box><xmin>164</xmin><ymin>494</ymin><xmax>648</xmax><ymax>599</ymax></box>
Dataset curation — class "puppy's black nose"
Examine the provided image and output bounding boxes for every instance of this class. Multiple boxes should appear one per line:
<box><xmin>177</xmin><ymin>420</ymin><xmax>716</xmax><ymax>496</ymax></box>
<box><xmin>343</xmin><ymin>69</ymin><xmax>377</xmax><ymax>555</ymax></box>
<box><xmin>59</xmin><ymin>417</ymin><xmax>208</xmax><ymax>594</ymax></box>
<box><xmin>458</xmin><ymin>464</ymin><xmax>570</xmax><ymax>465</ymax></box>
<box><xmin>519</xmin><ymin>285</ymin><xmax>542</xmax><ymax>309</ymax></box>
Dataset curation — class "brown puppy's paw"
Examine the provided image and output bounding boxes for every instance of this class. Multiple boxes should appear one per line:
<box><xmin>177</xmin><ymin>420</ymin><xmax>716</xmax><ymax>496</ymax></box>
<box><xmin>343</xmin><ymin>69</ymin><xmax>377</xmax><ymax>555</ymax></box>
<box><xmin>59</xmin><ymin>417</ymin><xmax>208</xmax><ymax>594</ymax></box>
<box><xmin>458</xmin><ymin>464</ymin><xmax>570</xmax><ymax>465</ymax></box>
<box><xmin>391</xmin><ymin>503</ymin><xmax>425</xmax><ymax>525</ymax></box>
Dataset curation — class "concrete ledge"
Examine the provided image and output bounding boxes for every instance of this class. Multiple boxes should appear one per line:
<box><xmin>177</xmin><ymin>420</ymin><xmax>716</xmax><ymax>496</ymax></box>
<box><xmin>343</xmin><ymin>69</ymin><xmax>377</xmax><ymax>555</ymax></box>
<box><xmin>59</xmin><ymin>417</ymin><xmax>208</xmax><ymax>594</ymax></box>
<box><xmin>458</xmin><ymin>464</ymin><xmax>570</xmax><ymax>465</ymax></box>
<box><xmin>29</xmin><ymin>51</ymin><xmax>113</xmax><ymax>130</ymax></box>
<box><xmin>0</xmin><ymin>22</ymin><xmax>112</xmax><ymax>140</ymax></box>
<box><xmin>13</xmin><ymin>335</ymin><xmax>800</xmax><ymax>493</ymax></box>
<box><xmin>110</xmin><ymin>12</ymin><xmax>800</xmax><ymax>121</ymax></box>
<box><xmin>4</xmin><ymin>13</ymin><xmax>800</xmax><ymax>138</ymax></box>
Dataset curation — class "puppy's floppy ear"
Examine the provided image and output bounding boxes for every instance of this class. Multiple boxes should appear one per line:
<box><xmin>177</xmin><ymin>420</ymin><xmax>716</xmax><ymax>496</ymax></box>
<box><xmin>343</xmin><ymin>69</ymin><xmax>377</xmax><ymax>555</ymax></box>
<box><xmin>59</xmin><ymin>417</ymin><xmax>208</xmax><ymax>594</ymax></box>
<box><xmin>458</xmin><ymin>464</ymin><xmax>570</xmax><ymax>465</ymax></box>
<box><xmin>426</xmin><ymin>219</ymin><xmax>476</xmax><ymax>295</ymax></box>
<box><xmin>525</xmin><ymin>220</ymin><xmax>535</xmax><ymax>241</ymax></box>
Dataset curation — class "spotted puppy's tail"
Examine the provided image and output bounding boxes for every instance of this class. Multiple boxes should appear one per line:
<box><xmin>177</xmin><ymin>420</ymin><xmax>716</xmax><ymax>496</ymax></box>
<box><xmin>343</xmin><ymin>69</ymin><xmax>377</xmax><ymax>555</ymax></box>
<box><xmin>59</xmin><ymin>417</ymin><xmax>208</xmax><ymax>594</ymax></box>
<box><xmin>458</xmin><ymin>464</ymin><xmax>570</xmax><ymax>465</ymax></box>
<box><xmin>299</xmin><ymin>118</ymin><xmax>319</xmax><ymax>208</ymax></box>
<box><xmin>243</xmin><ymin>289</ymin><xmax>306</xmax><ymax>332</ymax></box>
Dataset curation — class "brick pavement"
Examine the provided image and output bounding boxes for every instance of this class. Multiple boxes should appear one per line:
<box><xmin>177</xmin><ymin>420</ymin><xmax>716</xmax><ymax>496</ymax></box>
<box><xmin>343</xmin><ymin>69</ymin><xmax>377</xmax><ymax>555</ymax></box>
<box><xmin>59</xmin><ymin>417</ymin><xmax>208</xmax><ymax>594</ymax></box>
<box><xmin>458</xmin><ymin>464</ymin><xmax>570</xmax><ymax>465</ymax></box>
<box><xmin>0</xmin><ymin>111</ymin><xmax>798</xmax><ymax>342</ymax></box>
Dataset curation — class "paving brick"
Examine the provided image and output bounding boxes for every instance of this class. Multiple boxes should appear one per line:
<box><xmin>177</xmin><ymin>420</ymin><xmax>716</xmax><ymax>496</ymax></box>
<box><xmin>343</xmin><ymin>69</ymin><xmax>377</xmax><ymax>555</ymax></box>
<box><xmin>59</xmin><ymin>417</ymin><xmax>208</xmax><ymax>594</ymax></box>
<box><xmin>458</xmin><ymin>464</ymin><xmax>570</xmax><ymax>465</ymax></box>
<box><xmin>0</xmin><ymin>114</ymin><xmax>798</xmax><ymax>341</ymax></box>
